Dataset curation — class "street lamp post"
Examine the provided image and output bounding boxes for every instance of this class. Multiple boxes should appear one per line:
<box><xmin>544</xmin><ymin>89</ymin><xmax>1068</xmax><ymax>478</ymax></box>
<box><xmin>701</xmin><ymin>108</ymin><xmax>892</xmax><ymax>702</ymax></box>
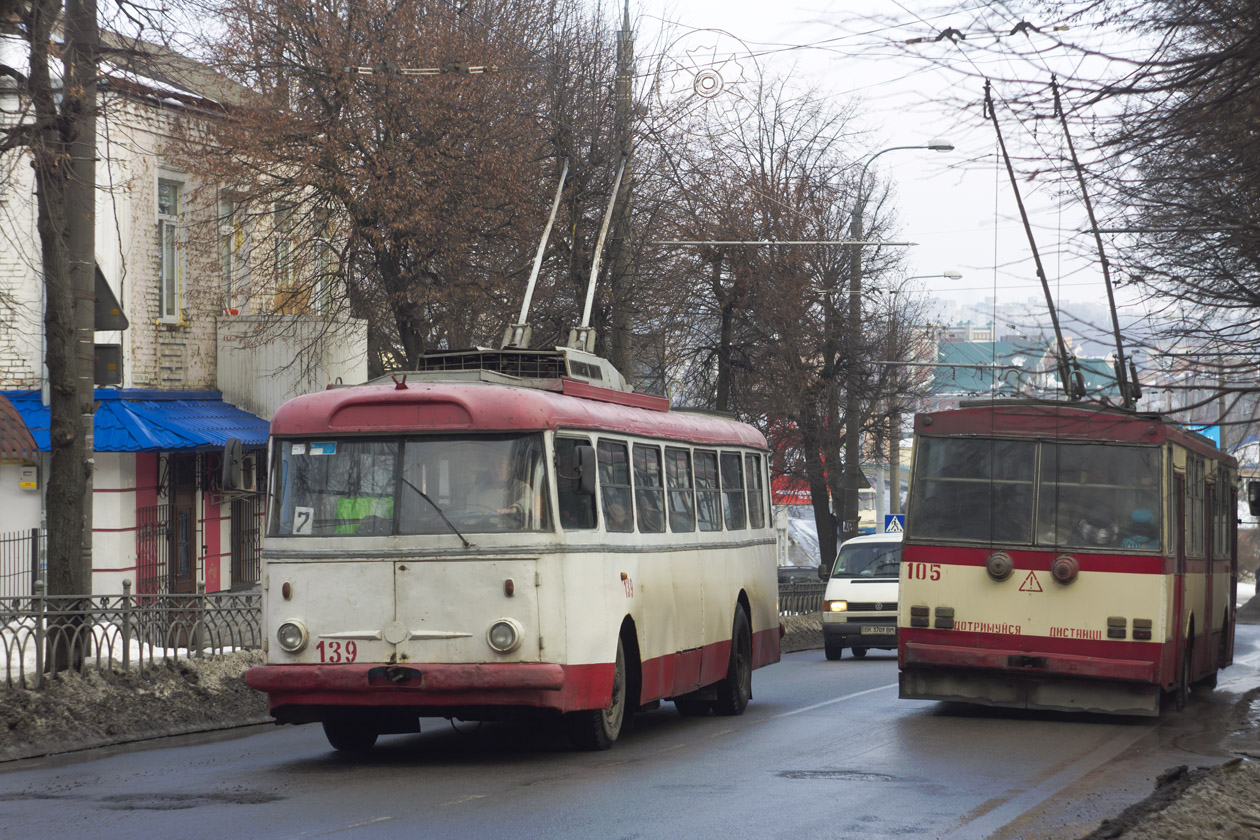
<box><xmin>883</xmin><ymin>272</ymin><xmax>962</xmax><ymax>516</ymax></box>
<box><xmin>842</xmin><ymin>141</ymin><xmax>952</xmax><ymax>538</ymax></box>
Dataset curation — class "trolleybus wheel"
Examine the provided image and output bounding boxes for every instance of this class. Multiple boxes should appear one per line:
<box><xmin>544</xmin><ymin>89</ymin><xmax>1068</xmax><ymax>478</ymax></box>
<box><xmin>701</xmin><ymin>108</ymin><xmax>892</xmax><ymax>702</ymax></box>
<box><xmin>850</xmin><ymin>646</ymin><xmax>868</xmax><ymax>659</ymax></box>
<box><xmin>824</xmin><ymin>642</ymin><xmax>843</xmax><ymax>661</ymax></box>
<box><xmin>673</xmin><ymin>697</ymin><xmax>712</xmax><ymax>716</ymax></box>
<box><xmin>568</xmin><ymin>637</ymin><xmax>627</xmax><ymax>750</ymax></box>
<box><xmin>714</xmin><ymin>606</ymin><xmax>752</xmax><ymax>716</ymax></box>
<box><xmin>1174</xmin><ymin>635</ymin><xmax>1192</xmax><ymax>712</ymax></box>
<box><xmin>322</xmin><ymin>718</ymin><xmax>379</xmax><ymax>753</ymax></box>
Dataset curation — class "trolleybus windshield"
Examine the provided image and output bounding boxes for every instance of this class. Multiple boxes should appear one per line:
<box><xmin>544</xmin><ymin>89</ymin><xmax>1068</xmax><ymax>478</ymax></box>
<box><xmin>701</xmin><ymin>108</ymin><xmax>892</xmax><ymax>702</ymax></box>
<box><xmin>908</xmin><ymin>437</ymin><xmax>1162</xmax><ymax>551</ymax></box>
<box><xmin>270</xmin><ymin>434</ymin><xmax>551</xmax><ymax>536</ymax></box>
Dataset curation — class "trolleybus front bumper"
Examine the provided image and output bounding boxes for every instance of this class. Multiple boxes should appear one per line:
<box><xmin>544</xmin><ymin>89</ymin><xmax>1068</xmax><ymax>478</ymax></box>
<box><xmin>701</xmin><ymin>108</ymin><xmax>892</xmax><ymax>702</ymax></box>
<box><xmin>899</xmin><ymin>639</ymin><xmax>1162</xmax><ymax>715</ymax></box>
<box><xmin>246</xmin><ymin>662</ymin><xmax>613</xmax><ymax>721</ymax></box>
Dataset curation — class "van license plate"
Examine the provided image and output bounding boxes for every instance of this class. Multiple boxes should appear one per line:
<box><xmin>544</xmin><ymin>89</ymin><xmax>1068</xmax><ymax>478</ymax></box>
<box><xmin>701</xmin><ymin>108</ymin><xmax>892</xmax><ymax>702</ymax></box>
<box><xmin>860</xmin><ymin>626</ymin><xmax>895</xmax><ymax>635</ymax></box>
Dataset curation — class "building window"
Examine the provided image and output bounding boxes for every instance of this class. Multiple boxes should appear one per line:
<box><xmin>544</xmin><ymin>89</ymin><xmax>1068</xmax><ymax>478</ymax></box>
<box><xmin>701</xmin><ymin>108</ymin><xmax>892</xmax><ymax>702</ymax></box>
<box><xmin>218</xmin><ymin>194</ymin><xmax>246</xmax><ymax>313</ymax></box>
<box><xmin>157</xmin><ymin>180</ymin><xmax>183</xmax><ymax>322</ymax></box>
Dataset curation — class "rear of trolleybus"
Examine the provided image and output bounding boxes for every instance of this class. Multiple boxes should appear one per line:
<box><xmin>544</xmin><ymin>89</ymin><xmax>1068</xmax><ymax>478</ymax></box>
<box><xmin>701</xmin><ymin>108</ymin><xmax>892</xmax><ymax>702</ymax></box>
<box><xmin>245</xmin><ymin>348</ymin><xmax>781</xmax><ymax>751</ymax></box>
<box><xmin>897</xmin><ymin>403</ymin><xmax>1238</xmax><ymax>716</ymax></box>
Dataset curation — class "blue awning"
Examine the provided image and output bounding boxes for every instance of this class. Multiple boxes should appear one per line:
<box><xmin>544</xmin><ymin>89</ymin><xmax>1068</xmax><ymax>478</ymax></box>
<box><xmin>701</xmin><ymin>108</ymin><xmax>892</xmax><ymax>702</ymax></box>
<box><xmin>2</xmin><ymin>389</ymin><xmax>269</xmax><ymax>452</ymax></box>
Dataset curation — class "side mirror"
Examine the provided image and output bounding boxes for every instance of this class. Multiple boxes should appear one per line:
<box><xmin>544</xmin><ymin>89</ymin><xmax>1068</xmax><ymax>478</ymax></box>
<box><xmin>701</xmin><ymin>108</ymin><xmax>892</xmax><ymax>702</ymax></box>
<box><xmin>817</xmin><ymin>562</ymin><xmax>830</xmax><ymax>581</ymax></box>
<box><xmin>576</xmin><ymin>444</ymin><xmax>597</xmax><ymax>496</ymax></box>
<box><xmin>1248</xmin><ymin>480</ymin><xmax>1260</xmax><ymax>517</ymax></box>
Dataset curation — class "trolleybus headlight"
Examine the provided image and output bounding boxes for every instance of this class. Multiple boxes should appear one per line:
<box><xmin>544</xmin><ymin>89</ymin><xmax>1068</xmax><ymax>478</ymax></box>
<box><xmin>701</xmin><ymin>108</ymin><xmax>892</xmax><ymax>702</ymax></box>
<box><xmin>487</xmin><ymin>618</ymin><xmax>524</xmax><ymax>653</ymax></box>
<box><xmin>1051</xmin><ymin>555</ymin><xmax>1080</xmax><ymax>585</ymax></box>
<box><xmin>986</xmin><ymin>552</ymin><xmax>1014</xmax><ymax>582</ymax></box>
<box><xmin>824</xmin><ymin>600</ymin><xmax>848</xmax><ymax>612</ymax></box>
<box><xmin>277</xmin><ymin>620</ymin><xmax>309</xmax><ymax>653</ymax></box>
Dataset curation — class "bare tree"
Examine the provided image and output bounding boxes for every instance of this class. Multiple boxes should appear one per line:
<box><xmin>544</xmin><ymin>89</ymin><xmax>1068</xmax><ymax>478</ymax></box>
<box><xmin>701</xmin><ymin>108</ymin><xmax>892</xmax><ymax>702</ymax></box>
<box><xmin>642</xmin><ymin>79</ymin><xmax>926</xmax><ymax>566</ymax></box>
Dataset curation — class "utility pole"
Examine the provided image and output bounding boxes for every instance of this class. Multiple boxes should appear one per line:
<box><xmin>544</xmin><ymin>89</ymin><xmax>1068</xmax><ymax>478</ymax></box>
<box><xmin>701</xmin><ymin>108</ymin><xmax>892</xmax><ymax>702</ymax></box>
<box><xmin>607</xmin><ymin>0</ymin><xmax>635</xmax><ymax>377</ymax></box>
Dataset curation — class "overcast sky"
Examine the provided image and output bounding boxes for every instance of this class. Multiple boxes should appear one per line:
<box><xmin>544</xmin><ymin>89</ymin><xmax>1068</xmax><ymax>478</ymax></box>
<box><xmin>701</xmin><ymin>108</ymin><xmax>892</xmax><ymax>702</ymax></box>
<box><xmin>637</xmin><ymin>0</ymin><xmax>1148</xmax><ymax>323</ymax></box>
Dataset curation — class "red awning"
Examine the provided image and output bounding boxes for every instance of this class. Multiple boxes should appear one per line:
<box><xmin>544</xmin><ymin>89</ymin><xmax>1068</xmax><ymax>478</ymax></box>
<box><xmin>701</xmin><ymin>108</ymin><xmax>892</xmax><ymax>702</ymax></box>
<box><xmin>0</xmin><ymin>393</ymin><xmax>37</xmax><ymax>463</ymax></box>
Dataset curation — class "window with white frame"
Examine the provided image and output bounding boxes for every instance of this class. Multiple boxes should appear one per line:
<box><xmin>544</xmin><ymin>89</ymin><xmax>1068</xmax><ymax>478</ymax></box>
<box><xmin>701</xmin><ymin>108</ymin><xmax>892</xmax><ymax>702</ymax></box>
<box><xmin>218</xmin><ymin>193</ymin><xmax>245</xmax><ymax>312</ymax></box>
<box><xmin>157</xmin><ymin>179</ymin><xmax>183</xmax><ymax>322</ymax></box>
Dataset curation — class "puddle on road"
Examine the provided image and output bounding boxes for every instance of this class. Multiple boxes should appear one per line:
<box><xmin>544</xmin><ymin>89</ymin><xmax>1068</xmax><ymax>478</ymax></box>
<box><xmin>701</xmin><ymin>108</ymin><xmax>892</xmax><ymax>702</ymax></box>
<box><xmin>777</xmin><ymin>770</ymin><xmax>896</xmax><ymax>782</ymax></box>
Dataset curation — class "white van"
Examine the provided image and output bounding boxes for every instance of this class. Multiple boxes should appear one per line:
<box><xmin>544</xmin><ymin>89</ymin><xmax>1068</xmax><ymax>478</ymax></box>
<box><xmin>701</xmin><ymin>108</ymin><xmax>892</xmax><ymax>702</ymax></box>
<box><xmin>821</xmin><ymin>532</ymin><xmax>902</xmax><ymax>660</ymax></box>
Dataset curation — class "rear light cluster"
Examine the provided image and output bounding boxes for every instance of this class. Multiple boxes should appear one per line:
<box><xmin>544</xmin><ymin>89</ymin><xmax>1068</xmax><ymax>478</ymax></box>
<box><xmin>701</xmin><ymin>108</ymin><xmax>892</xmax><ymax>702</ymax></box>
<box><xmin>1108</xmin><ymin>616</ymin><xmax>1154</xmax><ymax>640</ymax></box>
<box><xmin>908</xmin><ymin>605</ymin><xmax>953</xmax><ymax>629</ymax></box>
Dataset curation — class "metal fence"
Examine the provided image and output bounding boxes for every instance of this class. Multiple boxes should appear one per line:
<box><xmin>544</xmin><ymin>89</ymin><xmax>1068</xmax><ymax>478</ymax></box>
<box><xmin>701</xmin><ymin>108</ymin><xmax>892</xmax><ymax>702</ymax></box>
<box><xmin>1</xmin><ymin>581</ymin><xmax>261</xmax><ymax>689</ymax></box>
<box><xmin>0</xmin><ymin>529</ymin><xmax>44</xmax><ymax>599</ymax></box>
<box><xmin>779</xmin><ymin>580</ymin><xmax>826</xmax><ymax>616</ymax></box>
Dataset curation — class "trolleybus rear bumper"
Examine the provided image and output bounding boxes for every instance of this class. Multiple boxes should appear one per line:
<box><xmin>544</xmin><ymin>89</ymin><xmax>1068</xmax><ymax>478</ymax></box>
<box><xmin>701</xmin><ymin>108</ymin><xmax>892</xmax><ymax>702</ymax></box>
<box><xmin>899</xmin><ymin>640</ymin><xmax>1162</xmax><ymax>715</ymax></box>
<box><xmin>246</xmin><ymin>662</ymin><xmax>612</xmax><ymax>719</ymax></box>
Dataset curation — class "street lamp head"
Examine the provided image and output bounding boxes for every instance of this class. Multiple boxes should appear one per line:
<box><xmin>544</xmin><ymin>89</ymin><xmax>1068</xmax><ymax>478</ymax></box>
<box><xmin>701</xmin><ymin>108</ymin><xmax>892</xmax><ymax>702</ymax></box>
<box><xmin>927</xmin><ymin>139</ymin><xmax>954</xmax><ymax>152</ymax></box>
<box><xmin>943</xmin><ymin>270</ymin><xmax>963</xmax><ymax>279</ymax></box>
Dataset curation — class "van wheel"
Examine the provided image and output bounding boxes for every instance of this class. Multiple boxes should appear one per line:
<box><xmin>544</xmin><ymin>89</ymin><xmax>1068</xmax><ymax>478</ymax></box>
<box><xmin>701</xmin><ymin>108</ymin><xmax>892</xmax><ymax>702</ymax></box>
<box><xmin>714</xmin><ymin>606</ymin><xmax>752</xmax><ymax>716</ymax></box>
<box><xmin>824</xmin><ymin>642</ymin><xmax>843</xmax><ymax>661</ymax></box>
<box><xmin>568</xmin><ymin>637</ymin><xmax>627</xmax><ymax>750</ymax></box>
<box><xmin>850</xmin><ymin>646</ymin><xmax>868</xmax><ymax>659</ymax></box>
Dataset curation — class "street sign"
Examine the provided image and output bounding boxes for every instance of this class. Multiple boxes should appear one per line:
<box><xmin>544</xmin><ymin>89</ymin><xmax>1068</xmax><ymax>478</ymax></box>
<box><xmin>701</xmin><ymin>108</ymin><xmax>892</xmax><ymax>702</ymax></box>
<box><xmin>884</xmin><ymin>514</ymin><xmax>905</xmax><ymax>533</ymax></box>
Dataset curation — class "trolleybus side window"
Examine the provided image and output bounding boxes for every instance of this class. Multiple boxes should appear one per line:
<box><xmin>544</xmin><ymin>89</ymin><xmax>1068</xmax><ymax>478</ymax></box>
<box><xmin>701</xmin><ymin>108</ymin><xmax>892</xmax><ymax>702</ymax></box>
<box><xmin>908</xmin><ymin>437</ymin><xmax>1035</xmax><ymax>543</ymax></box>
<box><xmin>720</xmin><ymin>452</ymin><xmax>747</xmax><ymax>531</ymax></box>
<box><xmin>745</xmin><ymin>453</ymin><xmax>766</xmax><ymax>529</ymax></box>
<box><xmin>664</xmin><ymin>446</ymin><xmax>696</xmax><ymax>532</ymax></box>
<box><xmin>598</xmin><ymin>439</ymin><xmax>634</xmax><ymax>532</ymax></box>
<box><xmin>695</xmin><ymin>450</ymin><xmax>722</xmax><ymax>531</ymax></box>
<box><xmin>555</xmin><ymin>437</ymin><xmax>596</xmax><ymax>530</ymax></box>
<box><xmin>1187</xmin><ymin>454</ymin><xmax>1206</xmax><ymax>558</ymax></box>
<box><xmin>273</xmin><ymin>440</ymin><xmax>399</xmax><ymax>536</ymax></box>
<box><xmin>1036</xmin><ymin>443</ymin><xmax>1161</xmax><ymax>550</ymax></box>
<box><xmin>1212</xmin><ymin>464</ymin><xmax>1232</xmax><ymax>560</ymax></box>
<box><xmin>633</xmin><ymin>444</ymin><xmax>666</xmax><ymax>533</ymax></box>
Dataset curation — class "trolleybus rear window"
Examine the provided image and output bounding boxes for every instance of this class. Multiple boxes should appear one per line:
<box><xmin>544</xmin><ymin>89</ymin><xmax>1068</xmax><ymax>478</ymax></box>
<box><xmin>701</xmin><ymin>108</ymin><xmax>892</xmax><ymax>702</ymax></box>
<box><xmin>908</xmin><ymin>437</ymin><xmax>1162</xmax><ymax>550</ymax></box>
<box><xmin>270</xmin><ymin>434</ymin><xmax>551</xmax><ymax>536</ymax></box>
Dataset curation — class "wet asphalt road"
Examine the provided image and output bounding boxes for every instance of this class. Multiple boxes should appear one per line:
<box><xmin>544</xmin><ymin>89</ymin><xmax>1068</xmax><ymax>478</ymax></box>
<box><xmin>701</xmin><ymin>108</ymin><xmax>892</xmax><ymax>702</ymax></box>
<box><xmin>2</xmin><ymin>626</ymin><xmax>1258</xmax><ymax>840</ymax></box>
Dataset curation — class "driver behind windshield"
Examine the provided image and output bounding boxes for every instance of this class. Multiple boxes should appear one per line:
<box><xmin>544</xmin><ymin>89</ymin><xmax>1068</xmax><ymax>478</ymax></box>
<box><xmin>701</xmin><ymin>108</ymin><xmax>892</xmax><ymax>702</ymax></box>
<box><xmin>465</xmin><ymin>449</ymin><xmax>534</xmax><ymax>523</ymax></box>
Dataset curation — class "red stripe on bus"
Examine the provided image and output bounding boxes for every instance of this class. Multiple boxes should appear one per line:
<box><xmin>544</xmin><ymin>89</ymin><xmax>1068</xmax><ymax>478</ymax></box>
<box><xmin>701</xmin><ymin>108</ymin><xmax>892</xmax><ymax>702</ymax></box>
<box><xmin>902</xmin><ymin>544</ymin><xmax>1168</xmax><ymax>574</ymax></box>
<box><xmin>248</xmin><ymin>662</ymin><xmax>614</xmax><ymax>714</ymax></box>
<box><xmin>248</xmin><ymin>628</ymin><xmax>781</xmax><ymax>716</ymax></box>
<box><xmin>637</xmin><ymin>626</ymin><xmax>782</xmax><ymax>701</ymax></box>
<box><xmin>899</xmin><ymin>628</ymin><xmax>1167</xmax><ymax>683</ymax></box>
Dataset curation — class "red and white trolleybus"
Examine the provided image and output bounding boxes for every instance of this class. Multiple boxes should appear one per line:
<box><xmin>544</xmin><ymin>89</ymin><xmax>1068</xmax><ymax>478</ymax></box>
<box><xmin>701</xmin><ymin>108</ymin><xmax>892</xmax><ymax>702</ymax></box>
<box><xmin>246</xmin><ymin>348</ymin><xmax>780</xmax><ymax>750</ymax></box>
<box><xmin>898</xmin><ymin>401</ymin><xmax>1238</xmax><ymax>715</ymax></box>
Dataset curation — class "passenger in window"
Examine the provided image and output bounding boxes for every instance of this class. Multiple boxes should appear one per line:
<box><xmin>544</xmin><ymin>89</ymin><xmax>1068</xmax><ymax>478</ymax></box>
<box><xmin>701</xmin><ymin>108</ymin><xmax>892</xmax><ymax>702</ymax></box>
<box><xmin>1122</xmin><ymin>508</ymin><xmax>1158</xmax><ymax>550</ymax></box>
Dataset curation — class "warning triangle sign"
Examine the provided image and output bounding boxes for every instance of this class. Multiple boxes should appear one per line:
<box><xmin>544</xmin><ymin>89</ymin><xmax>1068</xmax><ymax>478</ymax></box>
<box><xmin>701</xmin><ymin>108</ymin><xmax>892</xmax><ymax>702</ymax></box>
<box><xmin>1018</xmin><ymin>571</ymin><xmax>1043</xmax><ymax>593</ymax></box>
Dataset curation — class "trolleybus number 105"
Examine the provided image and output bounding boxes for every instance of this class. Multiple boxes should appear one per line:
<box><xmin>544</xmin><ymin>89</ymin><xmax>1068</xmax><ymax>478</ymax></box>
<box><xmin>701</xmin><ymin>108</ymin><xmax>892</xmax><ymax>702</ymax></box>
<box><xmin>906</xmin><ymin>562</ymin><xmax>941</xmax><ymax>581</ymax></box>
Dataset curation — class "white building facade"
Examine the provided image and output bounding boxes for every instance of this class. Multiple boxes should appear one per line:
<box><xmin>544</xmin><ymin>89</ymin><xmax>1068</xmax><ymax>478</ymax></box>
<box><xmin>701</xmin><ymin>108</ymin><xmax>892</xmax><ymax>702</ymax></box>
<box><xmin>0</xmin><ymin>36</ymin><xmax>366</xmax><ymax>595</ymax></box>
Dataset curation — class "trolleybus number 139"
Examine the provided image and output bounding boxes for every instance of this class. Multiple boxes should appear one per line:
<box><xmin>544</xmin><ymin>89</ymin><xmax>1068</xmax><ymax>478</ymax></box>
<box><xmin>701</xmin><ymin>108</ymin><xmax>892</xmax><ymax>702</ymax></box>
<box><xmin>315</xmin><ymin>640</ymin><xmax>359</xmax><ymax>663</ymax></box>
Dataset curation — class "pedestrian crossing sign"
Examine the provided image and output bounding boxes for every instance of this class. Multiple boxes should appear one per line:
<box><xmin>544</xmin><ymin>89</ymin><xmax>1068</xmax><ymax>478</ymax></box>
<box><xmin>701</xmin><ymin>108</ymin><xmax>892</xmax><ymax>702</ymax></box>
<box><xmin>884</xmin><ymin>514</ymin><xmax>905</xmax><ymax>533</ymax></box>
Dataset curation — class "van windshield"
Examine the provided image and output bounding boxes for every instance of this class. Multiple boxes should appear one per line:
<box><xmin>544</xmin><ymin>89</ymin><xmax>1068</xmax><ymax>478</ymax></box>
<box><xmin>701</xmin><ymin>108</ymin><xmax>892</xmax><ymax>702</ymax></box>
<box><xmin>832</xmin><ymin>542</ymin><xmax>902</xmax><ymax>578</ymax></box>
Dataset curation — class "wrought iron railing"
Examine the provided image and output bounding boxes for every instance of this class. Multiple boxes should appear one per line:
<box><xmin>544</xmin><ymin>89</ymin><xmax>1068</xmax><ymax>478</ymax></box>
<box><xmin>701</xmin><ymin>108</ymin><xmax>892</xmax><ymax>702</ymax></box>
<box><xmin>1</xmin><ymin>581</ymin><xmax>261</xmax><ymax>690</ymax></box>
<box><xmin>0</xmin><ymin>529</ymin><xmax>44</xmax><ymax>599</ymax></box>
<box><xmin>779</xmin><ymin>580</ymin><xmax>826</xmax><ymax>616</ymax></box>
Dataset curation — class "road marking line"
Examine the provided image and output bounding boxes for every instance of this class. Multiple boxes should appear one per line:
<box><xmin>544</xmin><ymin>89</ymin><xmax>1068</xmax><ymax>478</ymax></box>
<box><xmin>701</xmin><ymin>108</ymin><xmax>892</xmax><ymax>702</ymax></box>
<box><xmin>308</xmin><ymin>816</ymin><xmax>396</xmax><ymax>836</ymax></box>
<box><xmin>773</xmin><ymin>683</ymin><xmax>899</xmax><ymax>719</ymax></box>
<box><xmin>658</xmin><ymin>743</ymin><xmax>687</xmax><ymax>753</ymax></box>
<box><xmin>439</xmin><ymin>795</ymin><xmax>488</xmax><ymax>807</ymax></box>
